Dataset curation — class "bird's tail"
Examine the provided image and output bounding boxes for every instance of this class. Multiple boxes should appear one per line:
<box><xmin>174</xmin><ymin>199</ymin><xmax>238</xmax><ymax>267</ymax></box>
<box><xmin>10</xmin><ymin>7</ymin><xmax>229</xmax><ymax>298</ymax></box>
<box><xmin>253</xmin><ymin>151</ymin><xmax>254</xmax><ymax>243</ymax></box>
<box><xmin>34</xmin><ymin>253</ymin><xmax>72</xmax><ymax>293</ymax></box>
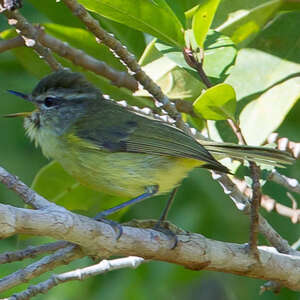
<box><xmin>200</xmin><ymin>141</ymin><xmax>294</xmax><ymax>167</ymax></box>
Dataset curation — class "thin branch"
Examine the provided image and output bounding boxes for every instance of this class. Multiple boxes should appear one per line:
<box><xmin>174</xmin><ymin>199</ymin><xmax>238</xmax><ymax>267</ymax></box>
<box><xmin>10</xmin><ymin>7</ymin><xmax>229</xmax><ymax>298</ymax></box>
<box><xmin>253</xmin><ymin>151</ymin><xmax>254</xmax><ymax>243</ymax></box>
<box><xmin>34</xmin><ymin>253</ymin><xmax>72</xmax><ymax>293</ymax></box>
<box><xmin>1</xmin><ymin>204</ymin><xmax>300</xmax><ymax>291</ymax></box>
<box><xmin>0</xmin><ymin>244</ymin><xmax>82</xmax><ymax>293</ymax></box>
<box><xmin>9</xmin><ymin>256</ymin><xmax>145</xmax><ymax>300</ymax></box>
<box><xmin>212</xmin><ymin>172</ymin><xmax>293</xmax><ymax>254</ymax></box>
<box><xmin>267</xmin><ymin>133</ymin><xmax>300</xmax><ymax>159</ymax></box>
<box><xmin>268</xmin><ymin>170</ymin><xmax>300</xmax><ymax>194</ymax></box>
<box><xmin>248</xmin><ymin>162</ymin><xmax>261</xmax><ymax>259</ymax></box>
<box><xmin>0</xmin><ymin>36</ymin><xmax>23</xmax><ymax>52</ymax></box>
<box><xmin>0</xmin><ymin>241</ymin><xmax>69</xmax><ymax>265</ymax></box>
<box><xmin>0</xmin><ymin>166</ymin><xmax>56</xmax><ymax>209</ymax></box>
<box><xmin>3</xmin><ymin>10</ymin><xmax>62</xmax><ymax>71</ymax></box>
<box><xmin>224</xmin><ymin>119</ymin><xmax>261</xmax><ymax>257</ymax></box>
<box><xmin>232</xmin><ymin>177</ymin><xmax>300</xmax><ymax>224</ymax></box>
<box><xmin>0</xmin><ymin>33</ymin><xmax>138</xmax><ymax>91</ymax></box>
<box><xmin>62</xmin><ymin>0</ymin><xmax>190</xmax><ymax>134</ymax></box>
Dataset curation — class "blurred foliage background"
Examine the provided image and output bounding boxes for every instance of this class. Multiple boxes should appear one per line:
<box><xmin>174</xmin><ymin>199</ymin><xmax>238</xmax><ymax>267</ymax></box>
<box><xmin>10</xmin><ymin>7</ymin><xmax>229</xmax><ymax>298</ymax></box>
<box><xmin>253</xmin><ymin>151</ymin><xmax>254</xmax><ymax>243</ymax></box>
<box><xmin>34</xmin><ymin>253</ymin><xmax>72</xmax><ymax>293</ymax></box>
<box><xmin>1</xmin><ymin>0</ymin><xmax>300</xmax><ymax>299</ymax></box>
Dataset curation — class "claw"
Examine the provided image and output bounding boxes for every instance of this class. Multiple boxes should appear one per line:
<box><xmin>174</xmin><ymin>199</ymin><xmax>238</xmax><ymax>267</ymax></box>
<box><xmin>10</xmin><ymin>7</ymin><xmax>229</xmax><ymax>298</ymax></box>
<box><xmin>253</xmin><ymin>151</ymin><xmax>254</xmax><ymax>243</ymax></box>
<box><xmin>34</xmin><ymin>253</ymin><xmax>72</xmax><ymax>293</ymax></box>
<box><xmin>154</xmin><ymin>221</ymin><xmax>178</xmax><ymax>249</ymax></box>
<box><xmin>94</xmin><ymin>214</ymin><xmax>123</xmax><ymax>240</ymax></box>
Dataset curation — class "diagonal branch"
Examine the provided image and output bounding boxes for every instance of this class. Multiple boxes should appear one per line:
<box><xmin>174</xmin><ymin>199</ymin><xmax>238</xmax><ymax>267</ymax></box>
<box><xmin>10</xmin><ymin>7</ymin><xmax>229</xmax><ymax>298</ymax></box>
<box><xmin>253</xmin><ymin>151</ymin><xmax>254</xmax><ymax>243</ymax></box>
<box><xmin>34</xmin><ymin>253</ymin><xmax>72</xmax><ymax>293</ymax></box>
<box><xmin>0</xmin><ymin>244</ymin><xmax>82</xmax><ymax>293</ymax></box>
<box><xmin>0</xmin><ymin>166</ymin><xmax>55</xmax><ymax>209</ymax></box>
<box><xmin>268</xmin><ymin>170</ymin><xmax>300</xmax><ymax>194</ymax></box>
<box><xmin>62</xmin><ymin>0</ymin><xmax>191</xmax><ymax>134</ymax></box>
<box><xmin>3</xmin><ymin>9</ymin><xmax>62</xmax><ymax>71</ymax></box>
<box><xmin>0</xmin><ymin>33</ymin><xmax>138</xmax><ymax>91</ymax></box>
<box><xmin>0</xmin><ymin>241</ymin><xmax>69</xmax><ymax>265</ymax></box>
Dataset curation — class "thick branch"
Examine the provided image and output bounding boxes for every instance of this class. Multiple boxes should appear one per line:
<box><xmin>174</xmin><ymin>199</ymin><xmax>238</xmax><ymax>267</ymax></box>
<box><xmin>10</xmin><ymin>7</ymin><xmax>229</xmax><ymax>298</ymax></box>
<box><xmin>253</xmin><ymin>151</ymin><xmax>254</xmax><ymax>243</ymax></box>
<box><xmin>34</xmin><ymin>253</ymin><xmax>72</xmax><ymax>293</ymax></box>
<box><xmin>1</xmin><ymin>204</ymin><xmax>300</xmax><ymax>291</ymax></box>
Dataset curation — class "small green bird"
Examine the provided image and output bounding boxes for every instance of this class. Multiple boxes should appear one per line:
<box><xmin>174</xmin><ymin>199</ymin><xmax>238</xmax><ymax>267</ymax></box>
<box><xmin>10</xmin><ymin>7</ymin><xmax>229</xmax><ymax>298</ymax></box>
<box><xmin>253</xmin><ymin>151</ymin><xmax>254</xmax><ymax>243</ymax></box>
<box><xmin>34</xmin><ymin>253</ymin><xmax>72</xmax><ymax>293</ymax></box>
<box><xmin>6</xmin><ymin>70</ymin><xmax>294</xmax><ymax>220</ymax></box>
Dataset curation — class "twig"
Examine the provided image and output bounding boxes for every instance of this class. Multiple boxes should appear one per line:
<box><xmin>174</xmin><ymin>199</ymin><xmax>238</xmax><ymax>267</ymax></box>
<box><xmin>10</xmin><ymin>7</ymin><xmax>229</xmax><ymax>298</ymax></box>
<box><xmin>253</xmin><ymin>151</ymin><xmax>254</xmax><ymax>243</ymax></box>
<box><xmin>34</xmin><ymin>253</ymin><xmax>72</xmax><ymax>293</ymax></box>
<box><xmin>183</xmin><ymin>47</ymin><xmax>212</xmax><ymax>88</ymax></box>
<box><xmin>0</xmin><ymin>0</ymin><xmax>22</xmax><ymax>11</ymax></box>
<box><xmin>0</xmin><ymin>244</ymin><xmax>82</xmax><ymax>293</ymax></box>
<box><xmin>62</xmin><ymin>0</ymin><xmax>190</xmax><ymax>134</ymax></box>
<box><xmin>232</xmin><ymin>177</ymin><xmax>300</xmax><ymax>224</ymax></box>
<box><xmin>268</xmin><ymin>170</ymin><xmax>300</xmax><ymax>194</ymax></box>
<box><xmin>9</xmin><ymin>256</ymin><xmax>144</xmax><ymax>300</ymax></box>
<box><xmin>0</xmin><ymin>33</ymin><xmax>138</xmax><ymax>91</ymax></box>
<box><xmin>3</xmin><ymin>10</ymin><xmax>62</xmax><ymax>71</ymax></box>
<box><xmin>212</xmin><ymin>172</ymin><xmax>292</xmax><ymax>254</ymax></box>
<box><xmin>0</xmin><ymin>241</ymin><xmax>69</xmax><ymax>264</ymax></box>
<box><xmin>267</xmin><ymin>133</ymin><xmax>300</xmax><ymax>159</ymax></box>
<box><xmin>0</xmin><ymin>36</ymin><xmax>23</xmax><ymax>52</ymax></box>
<box><xmin>248</xmin><ymin>163</ymin><xmax>261</xmax><ymax>259</ymax></box>
<box><xmin>226</xmin><ymin>119</ymin><xmax>261</xmax><ymax>257</ymax></box>
<box><xmin>0</xmin><ymin>166</ymin><xmax>55</xmax><ymax>209</ymax></box>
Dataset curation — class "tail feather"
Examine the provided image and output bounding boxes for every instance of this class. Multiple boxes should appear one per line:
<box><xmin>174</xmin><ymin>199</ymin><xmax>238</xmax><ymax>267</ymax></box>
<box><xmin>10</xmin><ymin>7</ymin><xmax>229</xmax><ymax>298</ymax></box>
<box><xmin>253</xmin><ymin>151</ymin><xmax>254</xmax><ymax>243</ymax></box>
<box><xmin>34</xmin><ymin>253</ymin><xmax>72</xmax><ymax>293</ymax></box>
<box><xmin>200</xmin><ymin>141</ymin><xmax>294</xmax><ymax>167</ymax></box>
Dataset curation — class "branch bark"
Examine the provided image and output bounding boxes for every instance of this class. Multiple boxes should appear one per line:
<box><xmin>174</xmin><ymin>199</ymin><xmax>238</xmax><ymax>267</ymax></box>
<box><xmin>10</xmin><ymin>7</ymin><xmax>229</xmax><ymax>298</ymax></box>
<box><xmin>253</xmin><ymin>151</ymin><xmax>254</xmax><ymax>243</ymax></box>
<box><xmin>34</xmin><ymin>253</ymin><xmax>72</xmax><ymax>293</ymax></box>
<box><xmin>1</xmin><ymin>203</ymin><xmax>300</xmax><ymax>291</ymax></box>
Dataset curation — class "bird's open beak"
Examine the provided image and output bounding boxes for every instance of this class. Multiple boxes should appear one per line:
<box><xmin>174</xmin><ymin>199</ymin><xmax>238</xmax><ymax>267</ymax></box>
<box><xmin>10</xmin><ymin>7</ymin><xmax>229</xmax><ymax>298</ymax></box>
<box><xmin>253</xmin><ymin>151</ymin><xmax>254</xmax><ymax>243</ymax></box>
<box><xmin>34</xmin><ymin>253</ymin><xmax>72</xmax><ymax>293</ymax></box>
<box><xmin>3</xmin><ymin>112</ymin><xmax>32</xmax><ymax>118</ymax></box>
<box><xmin>4</xmin><ymin>90</ymin><xmax>32</xmax><ymax>118</ymax></box>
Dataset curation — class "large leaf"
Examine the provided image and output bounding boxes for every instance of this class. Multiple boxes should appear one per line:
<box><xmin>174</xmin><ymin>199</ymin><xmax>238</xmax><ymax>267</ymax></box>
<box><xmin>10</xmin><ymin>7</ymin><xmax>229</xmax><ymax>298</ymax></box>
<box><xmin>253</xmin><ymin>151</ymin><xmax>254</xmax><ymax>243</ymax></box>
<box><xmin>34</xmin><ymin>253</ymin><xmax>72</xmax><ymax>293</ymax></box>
<box><xmin>193</xmin><ymin>83</ymin><xmax>236</xmax><ymax>120</ymax></box>
<box><xmin>155</xmin><ymin>30</ymin><xmax>236</xmax><ymax>84</ymax></box>
<box><xmin>192</xmin><ymin>0</ymin><xmax>221</xmax><ymax>48</ymax></box>
<box><xmin>28</xmin><ymin>0</ymin><xmax>146</xmax><ymax>58</ymax></box>
<box><xmin>43</xmin><ymin>23</ymin><xmax>125</xmax><ymax>71</ymax></box>
<box><xmin>239</xmin><ymin>77</ymin><xmax>300</xmax><ymax>145</ymax></box>
<box><xmin>217</xmin><ymin>0</ymin><xmax>282</xmax><ymax>48</ymax></box>
<box><xmin>77</xmin><ymin>0</ymin><xmax>184</xmax><ymax>48</ymax></box>
<box><xmin>32</xmin><ymin>161</ymin><xmax>128</xmax><ymax>218</ymax></box>
<box><xmin>226</xmin><ymin>12</ymin><xmax>300</xmax><ymax>100</ymax></box>
<box><xmin>28</xmin><ymin>0</ymin><xmax>83</xmax><ymax>28</ymax></box>
<box><xmin>135</xmin><ymin>56</ymin><xmax>206</xmax><ymax>100</ymax></box>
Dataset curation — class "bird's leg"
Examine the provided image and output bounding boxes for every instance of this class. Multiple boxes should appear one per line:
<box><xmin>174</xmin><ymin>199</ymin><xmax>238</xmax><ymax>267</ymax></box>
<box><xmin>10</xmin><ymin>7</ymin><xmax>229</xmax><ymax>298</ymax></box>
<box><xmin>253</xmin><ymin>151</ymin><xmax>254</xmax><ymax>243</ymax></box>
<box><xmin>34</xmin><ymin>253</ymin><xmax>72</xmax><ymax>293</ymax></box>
<box><xmin>154</xmin><ymin>188</ymin><xmax>179</xmax><ymax>249</ymax></box>
<box><xmin>94</xmin><ymin>185</ymin><xmax>159</xmax><ymax>239</ymax></box>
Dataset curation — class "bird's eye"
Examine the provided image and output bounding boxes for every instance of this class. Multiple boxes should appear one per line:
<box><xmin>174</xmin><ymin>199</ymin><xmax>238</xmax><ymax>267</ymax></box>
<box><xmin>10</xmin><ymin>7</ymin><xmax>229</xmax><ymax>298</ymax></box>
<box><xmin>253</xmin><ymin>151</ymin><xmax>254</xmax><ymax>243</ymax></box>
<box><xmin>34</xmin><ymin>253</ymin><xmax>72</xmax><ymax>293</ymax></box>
<box><xmin>44</xmin><ymin>97</ymin><xmax>60</xmax><ymax>108</ymax></box>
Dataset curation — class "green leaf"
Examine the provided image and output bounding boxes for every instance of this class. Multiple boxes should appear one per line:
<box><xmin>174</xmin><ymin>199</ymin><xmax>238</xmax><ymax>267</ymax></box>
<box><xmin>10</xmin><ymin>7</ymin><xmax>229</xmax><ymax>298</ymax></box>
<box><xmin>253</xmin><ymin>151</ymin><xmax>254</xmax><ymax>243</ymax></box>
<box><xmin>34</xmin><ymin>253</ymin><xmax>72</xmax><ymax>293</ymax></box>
<box><xmin>239</xmin><ymin>77</ymin><xmax>300</xmax><ymax>145</ymax></box>
<box><xmin>226</xmin><ymin>12</ymin><xmax>300</xmax><ymax>100</ymax></box>
<box><xmin>155</xmin><ymin>30</ymin><xmax>236</xmax><ymax>84</ymax></box>
<box><xmin>43</xmin><ymin>23</ymin><xmax>125</xmax><ymax>71</ymax></box>
<box><xmin>77</xmin><ymin>0</ymin><xmax>184</xmax><ymax>47</ymax></box>
<box><xmin>193</xmin><ymin>83</ymin><xmax>236</xmax><ymax>120</ymax></box>
<box><xmin>192</xmin><ymin>0</ymin><xmax>221</xmax><ymax>48</ymax></box>
<box><xmin>217</xmin><ymin>0</ymin><xmax>282</xmax><ymax>48</ymax></box>
<box><xmin>135</xmin><ymin>56</ymin><xmax>206</xmax><ymax>100</ymax></box>
<box><xmin>28</xmin><ymin>0</ymin><xmax>83</xmax><ymax>27</ymax></box>
<box><xmin>32</xmin><ymin>161</ymin><xmax>128</xmax><ymax>218</ymax></box>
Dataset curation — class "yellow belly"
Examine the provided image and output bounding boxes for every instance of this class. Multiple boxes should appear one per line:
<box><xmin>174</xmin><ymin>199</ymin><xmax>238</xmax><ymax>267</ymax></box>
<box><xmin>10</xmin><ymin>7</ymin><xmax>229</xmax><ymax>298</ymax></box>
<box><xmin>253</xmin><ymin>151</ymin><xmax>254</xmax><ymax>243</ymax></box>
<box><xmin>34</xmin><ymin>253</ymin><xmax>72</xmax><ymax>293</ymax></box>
<box><xmin>35</xmin><ymin>129</ymin><xmax>202</xmax><ymax>197</ymax></box>
<box><xmin>60</xmin><ymin>150</ymin><xmax>201</xmax><ymax>197</ymax></box>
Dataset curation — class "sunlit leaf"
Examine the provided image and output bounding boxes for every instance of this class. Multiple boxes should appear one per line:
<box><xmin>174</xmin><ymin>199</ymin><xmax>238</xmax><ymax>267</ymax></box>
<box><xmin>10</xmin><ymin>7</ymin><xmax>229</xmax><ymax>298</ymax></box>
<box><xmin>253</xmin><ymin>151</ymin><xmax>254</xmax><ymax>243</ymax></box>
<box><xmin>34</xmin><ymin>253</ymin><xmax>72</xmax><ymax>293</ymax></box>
<box><xmin>77</xmin><ymin>0</ymin><xmax>184</xmax><ymax>47</ymax></box>
<box><xmin>135</xmin><ymin>56</ymin><xmax>206</xmax><ymax>100</ymax></box>
<box><xmin>193</xmin><ymin>83</ymin><xmax>236</xmax><ymax>120</ymax></box>
<box><xmin>217</xmin><ymin>0</ymin><xmax>282</xmax><ymax>48</ymax></box>
<box><xmin>192</xmin><ymin>0</ymin><xmax>221</xmax><ymax>48</ymax></box>
<box><xmin>155</xmin><ymin>30</ymin><xmax>236</xmax><ymax>84</ymax></box>
<box><xmin>239</xmin><ymin>77</ymin><xmax>300</xmax><ymax>145</ymax></box>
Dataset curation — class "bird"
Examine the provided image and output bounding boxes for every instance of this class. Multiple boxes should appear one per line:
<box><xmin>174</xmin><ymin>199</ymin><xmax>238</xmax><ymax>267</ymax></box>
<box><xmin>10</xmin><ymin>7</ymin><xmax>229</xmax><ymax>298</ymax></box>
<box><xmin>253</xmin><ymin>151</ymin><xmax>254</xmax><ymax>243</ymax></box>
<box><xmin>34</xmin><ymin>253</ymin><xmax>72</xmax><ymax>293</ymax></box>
<box><xmin>6</xmin><ymin>70</ymin><xmax>294</xmax><ymax>223</ymax></box>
